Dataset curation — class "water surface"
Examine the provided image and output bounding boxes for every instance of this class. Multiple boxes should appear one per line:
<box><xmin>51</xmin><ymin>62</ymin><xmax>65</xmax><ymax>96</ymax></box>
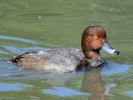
<box><xmin>0</xmin><ymin>0</ymin><xmax>133</xmax><ymax>100</ymax></box>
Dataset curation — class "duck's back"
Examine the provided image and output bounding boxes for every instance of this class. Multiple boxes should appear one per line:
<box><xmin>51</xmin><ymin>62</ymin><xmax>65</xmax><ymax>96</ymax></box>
<box><xmin>10</xmin><ymin>48</ymin><xmax>85</xmax><ymax>73</ymax></box>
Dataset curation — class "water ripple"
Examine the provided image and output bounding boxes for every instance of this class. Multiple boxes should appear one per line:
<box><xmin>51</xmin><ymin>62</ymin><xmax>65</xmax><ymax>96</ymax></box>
<box><xmin>124</xmin><ymin>91</ymin><xmax>133</xmax><ymax>97</ymax></box>
<box><xmin>0</xmin><ymin>83</ymin><xmax>32</xmax><ymax>92</ymax></box>
<box><xmin>43</xmin><ymin>86</ymin><xmax>89</xmax><ymax>97</ymax></box>
<box><xmin>101</xmin><ymin>62</ymin><xmax>131</xmax><ymax>76</ymax></box>
<box><xmin>0</xmin><ymin>35</ymin><xmax>37</xmax><ymax>44</ymax></box>
<box><xmin>0</xmin><ymin>50</ymin><xmax>9</xmax><ymax>54</ymax></box>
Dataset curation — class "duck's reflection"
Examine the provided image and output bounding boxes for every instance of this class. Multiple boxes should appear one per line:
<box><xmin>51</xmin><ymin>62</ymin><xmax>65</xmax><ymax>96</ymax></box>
<box><xmin>81</xmin><ymin>68</ymin><xmax>108</xmax><ymax>100</ymax></box>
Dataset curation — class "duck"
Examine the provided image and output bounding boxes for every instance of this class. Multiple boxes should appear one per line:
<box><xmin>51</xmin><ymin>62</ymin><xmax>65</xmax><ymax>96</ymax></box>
<box><xmin>9</xmin><ymin>25</ymin><xmax>119</xmax><ymax>73</ymax></box>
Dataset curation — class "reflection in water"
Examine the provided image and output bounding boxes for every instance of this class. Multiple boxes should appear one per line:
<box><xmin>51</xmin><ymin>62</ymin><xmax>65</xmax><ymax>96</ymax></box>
<box><xmin>46</xmin><ymin>72</ymin><xmax>84</xmax><ymax>86</ymax></box>
<box><xmin>80</xmin><ymin>62</ymin><xmax>131</xmax><ymax>100</ymax></box>
<box><xmin>104</xmin><ymin>83</ymin><xmax>118</xmax><ymax>96</ymax></box>
<box><xmin>46</xmin><ymin>75</ymin><xmax>72</xmax><ymax>86</ymax></box>
<box><xmin>43</xmin><ymin>86</ymin><xmax>88</xmax><ymax>97</ymax></box>
<box><xmin>0</xmin><ymin>83</ymin><xmax>32</xmax><ymax>91</ymax></box>
<box><xmin>0</xmin><ymin>50</ymin><xmax>9</xmax><ymax>54</ymax></box>
<box><xmin>101</xmin><ymin>62</ymin><xmax>131</xmax><ymax>76</ymax></box>
<box><xmin>0</xmin><ymin>59</ymin><xmax>32</xmax><ymax>80</ymax></box>
<box><xmin>4</xmin><ymin>46</ymin><xmax>25</xmax><ymax>54</ymax></box>
<box><xmin>0</xmin><ymin>56</ymin><xmax>132</xmax><ymax>99</ymax></box>
<box><xmin>0</xmin><ymin>35</ymin><xmax>37</xmax><ymax>44</ymax></box>
<box><xmin>80</xmin><ymin>62</ymin><xmax>130</xmax><ymax>100</ymax></box>
<box><xmin>124</xmin><ymin>91</ymin><xmax>133</xmax><ymax>97</ymax></box>
<box><xmin>81</xmin><ymin>69</ymin><xmax>115</xmax><ymax>100</ymax></box>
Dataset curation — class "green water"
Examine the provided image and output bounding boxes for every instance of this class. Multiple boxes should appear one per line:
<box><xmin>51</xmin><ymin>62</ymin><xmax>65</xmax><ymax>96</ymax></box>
<box><xmin>0</xmin><ymin>0</ymin><xmax>133</xmax><ymax>100</ymax></box>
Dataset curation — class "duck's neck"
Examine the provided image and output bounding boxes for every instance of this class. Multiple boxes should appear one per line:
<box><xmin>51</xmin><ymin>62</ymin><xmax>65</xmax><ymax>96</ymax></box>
<box><xmin>83</xmin><ymin>50</ymin><xmax>100</xmax><ymax>59</ymax></box>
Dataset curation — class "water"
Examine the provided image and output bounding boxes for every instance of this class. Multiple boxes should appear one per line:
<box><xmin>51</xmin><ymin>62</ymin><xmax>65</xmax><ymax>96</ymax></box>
<box><xmin>0</xmin><ymin>0</ymin><xmax>133</xmax><ymax>100</ymax></box>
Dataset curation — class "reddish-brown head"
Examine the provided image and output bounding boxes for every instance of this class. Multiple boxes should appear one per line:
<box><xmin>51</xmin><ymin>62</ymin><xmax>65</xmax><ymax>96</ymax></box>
<box><xmin>81</xmin><ymin>25</ymin><xmax>119</xmax><ymax>59</ymax></box>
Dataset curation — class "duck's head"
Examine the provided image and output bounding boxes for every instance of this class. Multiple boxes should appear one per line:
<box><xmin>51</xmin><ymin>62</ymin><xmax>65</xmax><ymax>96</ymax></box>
<box><xmin>81</xmin><ymin>25</ymin><xmax>119</xmax><ymax>59</ymax></box>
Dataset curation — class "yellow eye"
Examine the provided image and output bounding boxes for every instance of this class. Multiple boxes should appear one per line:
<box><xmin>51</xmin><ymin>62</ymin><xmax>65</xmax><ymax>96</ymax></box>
<box><xmin>93</xmin><ymin>35</ymin><xmax>98</xmax><ymax>39</ymax></box>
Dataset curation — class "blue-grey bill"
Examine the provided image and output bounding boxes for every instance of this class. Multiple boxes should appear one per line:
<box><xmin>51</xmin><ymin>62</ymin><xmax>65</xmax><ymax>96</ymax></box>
<box><xmin>102</xmin><ymin>42</ymin><xmax>119</xmax><ymax>55</ymax></box>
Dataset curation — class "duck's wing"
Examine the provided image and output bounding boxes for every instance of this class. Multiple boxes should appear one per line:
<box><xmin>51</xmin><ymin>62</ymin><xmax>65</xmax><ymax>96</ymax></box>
<box><xmin>9</xmin><ymin>50</ymin><xmax>47</xmax><ymax>68</ymax></box>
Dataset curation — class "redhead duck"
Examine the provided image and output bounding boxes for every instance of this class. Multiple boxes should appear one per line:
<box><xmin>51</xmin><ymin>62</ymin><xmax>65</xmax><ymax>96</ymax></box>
<box><xmin>9</xmin><ymin>25</ymin><xmax>119</xmax><ymax>73</ymax></box>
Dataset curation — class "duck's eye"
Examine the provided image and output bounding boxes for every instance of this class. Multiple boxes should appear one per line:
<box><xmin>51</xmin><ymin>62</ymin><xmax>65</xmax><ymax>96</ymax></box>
<box><xmin>93</xmin><ymin>35</ymin><xmax>98</xmax><ymax>39</ymax></box>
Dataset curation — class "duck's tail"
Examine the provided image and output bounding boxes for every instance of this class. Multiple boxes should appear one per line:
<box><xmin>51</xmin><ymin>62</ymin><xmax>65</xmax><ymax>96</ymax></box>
<box><xmin>7</xmin><ymin>56</ymin><xmax>22</xmax><ymax>64</ymax></box>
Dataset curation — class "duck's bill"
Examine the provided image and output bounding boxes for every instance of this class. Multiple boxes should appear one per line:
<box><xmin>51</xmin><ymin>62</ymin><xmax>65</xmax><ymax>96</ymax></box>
<box><xmin>102</xmin><ymin>42</ymin><xmax>119</xmax><ymax>55</ymax></box>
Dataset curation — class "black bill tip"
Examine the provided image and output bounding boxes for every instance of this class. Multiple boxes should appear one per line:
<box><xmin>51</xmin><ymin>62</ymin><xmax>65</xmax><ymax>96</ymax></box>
<box><xmin>113</xmin><ymin>50</ymin><xmax>120</xmax><ymax>55</ymax></box>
